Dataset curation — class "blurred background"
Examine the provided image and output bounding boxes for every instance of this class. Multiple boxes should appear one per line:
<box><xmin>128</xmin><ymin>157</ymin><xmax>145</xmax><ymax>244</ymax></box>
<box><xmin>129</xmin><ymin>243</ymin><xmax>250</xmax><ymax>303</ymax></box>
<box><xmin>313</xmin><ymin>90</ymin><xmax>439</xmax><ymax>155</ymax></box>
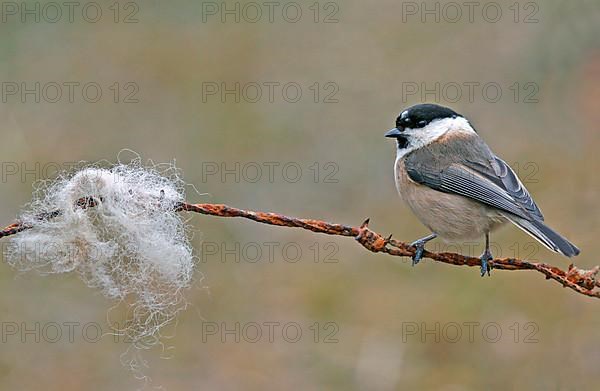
<box><xmin>0</xmin><ymin>0</ymin><xmax>599</xmax><ymax>389</ymax></box>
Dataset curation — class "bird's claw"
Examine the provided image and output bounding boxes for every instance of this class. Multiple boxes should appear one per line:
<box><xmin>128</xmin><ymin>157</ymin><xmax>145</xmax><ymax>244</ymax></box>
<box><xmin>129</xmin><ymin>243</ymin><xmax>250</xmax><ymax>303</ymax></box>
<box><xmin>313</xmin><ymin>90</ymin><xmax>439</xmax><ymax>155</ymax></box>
<box><xmin>410</xmin><ymin>240</ymin><xmax>426</xmax><ymax>266</ymax></box>
<box><xmin>480</xmin><ymin>250</ymin><xmax>493</xmax><ymax>277</ymax></box>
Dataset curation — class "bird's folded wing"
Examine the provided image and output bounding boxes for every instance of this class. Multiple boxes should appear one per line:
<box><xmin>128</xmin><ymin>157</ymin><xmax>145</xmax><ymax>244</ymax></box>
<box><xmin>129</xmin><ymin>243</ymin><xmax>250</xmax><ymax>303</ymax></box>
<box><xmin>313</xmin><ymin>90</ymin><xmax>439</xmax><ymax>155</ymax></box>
<box><xmin>406</xmin><ymin>155</ymin><xmax>544</xmax><ymax>221</ymax></box>
<box><xmin>469</xmin><ymin>156</ymin><xmax>544</xmax><ymax>221</ymax></box>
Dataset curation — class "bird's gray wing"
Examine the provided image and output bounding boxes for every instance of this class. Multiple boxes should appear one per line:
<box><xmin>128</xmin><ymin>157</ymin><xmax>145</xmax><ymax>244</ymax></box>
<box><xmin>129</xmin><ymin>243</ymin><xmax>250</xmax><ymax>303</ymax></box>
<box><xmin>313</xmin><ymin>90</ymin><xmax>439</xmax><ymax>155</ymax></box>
<box><xmin>405</xmin><ymin>142</ymin><xmax>544</xmax><ymax>221</ymax></box>
<box><xmin>468</xmin><ymin>155</ymin><xmax>544</xmax><ymax>221</ymax></box>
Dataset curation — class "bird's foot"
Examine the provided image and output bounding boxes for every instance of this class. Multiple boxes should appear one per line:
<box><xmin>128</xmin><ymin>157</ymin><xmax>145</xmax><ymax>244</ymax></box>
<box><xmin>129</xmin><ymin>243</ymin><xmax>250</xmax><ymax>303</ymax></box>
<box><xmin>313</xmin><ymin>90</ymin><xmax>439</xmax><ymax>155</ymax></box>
<box><xmin>479</xmin><ymin>250</ymin><xmax>493</xmax><ymax>277</ymax></box>
<box><xmin>410</xmin><ymin>239</ymin><xmax>427</xmax><ymax>266</ymax></box>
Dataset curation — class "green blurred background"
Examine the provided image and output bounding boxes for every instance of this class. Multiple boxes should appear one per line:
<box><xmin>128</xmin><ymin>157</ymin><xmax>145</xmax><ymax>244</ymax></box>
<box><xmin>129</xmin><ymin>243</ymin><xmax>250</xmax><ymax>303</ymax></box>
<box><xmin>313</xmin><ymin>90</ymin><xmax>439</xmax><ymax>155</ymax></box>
<box><xmin>0</xmin><ymin>0</ymin><xmax>599</xmax><ymax>389</ymax></box>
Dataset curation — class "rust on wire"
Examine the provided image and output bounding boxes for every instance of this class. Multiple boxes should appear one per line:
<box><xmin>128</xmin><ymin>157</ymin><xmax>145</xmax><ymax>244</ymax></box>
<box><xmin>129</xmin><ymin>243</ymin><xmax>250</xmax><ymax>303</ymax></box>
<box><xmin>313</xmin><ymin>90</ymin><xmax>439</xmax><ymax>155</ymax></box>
<box><xmin>1</xmin><ymin>199</ymin><xmax>598</xmax><ymax>299</ymax></box>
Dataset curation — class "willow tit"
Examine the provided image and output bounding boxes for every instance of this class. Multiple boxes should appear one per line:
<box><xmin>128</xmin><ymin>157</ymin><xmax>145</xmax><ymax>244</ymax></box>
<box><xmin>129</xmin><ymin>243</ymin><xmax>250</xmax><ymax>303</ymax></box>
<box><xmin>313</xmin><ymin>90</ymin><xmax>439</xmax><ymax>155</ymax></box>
<box><xmin>385</xmin><ymin>103</ymin><xmax>580</xmax><ymax>276</ymax></box>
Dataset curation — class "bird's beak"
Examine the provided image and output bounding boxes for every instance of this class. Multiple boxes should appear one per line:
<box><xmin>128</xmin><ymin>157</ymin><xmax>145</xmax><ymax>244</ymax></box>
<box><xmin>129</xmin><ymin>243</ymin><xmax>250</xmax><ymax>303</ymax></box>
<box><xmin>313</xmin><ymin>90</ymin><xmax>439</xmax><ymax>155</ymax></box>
<box><xmin>385</xmin><ymin>127</ymin><xmax>403</xmax><ymax>138</ymax></box>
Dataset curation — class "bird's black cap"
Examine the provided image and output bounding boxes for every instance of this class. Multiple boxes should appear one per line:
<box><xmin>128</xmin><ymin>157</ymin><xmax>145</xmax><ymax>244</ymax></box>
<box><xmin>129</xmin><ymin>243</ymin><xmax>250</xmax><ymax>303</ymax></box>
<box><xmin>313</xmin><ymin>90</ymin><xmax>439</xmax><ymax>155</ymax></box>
<box><xmin>394</xmin><ymin>103</ymin><xmax>461</xmax><ymax>131</ymax></box>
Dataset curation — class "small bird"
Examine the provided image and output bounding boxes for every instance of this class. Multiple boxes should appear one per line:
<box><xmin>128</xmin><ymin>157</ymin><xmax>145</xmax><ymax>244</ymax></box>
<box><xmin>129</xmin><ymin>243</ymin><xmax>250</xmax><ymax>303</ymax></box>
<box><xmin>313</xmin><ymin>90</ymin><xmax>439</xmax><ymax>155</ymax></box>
<box><xmin>385</xmin><ymin>103</ymin><xmax>580</xmax><ymax>276</ymax></box>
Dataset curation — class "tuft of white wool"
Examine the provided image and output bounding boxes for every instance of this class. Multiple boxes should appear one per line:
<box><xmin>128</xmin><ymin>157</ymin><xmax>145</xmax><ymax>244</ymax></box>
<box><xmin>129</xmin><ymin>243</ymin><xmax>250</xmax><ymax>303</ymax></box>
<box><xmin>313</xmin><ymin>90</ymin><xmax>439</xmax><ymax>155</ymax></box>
<box><xmin>6</xmin><ymin>162</ymin><xmax>195</xmax><ymax>342</ymax></box>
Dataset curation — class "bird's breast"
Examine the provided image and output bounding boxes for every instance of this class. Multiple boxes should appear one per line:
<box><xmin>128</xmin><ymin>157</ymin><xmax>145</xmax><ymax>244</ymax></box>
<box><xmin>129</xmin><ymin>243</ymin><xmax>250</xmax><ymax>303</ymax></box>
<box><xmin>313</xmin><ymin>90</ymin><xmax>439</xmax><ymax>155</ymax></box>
<box><xmin>394</xmin><ymin>156</ymin><xmax>505</xmax><ymax>240</ymax></box>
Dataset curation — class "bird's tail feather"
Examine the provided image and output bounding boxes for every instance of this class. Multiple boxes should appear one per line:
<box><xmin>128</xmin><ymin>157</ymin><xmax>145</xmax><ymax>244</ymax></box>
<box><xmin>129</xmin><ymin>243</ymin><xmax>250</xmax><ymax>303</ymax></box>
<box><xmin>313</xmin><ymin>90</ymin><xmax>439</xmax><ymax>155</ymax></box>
<box><xmin>505</xmin><ymin>216</ymin><xmax>580</xmax><ymax>257</ymax></box>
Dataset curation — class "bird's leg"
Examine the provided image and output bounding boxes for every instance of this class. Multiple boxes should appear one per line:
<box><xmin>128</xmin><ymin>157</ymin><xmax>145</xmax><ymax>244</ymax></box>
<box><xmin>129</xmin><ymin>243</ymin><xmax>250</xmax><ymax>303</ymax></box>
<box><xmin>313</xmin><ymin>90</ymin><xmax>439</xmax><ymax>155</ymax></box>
<box><xmin>480</xmin><ymin>233</ymin><xmax>493</xmax><ymax>277</ymax></box>
<box><xmin>410</xmin><ymin>233</ymin><xmax>437</xmax><ymax>266</ymax></box>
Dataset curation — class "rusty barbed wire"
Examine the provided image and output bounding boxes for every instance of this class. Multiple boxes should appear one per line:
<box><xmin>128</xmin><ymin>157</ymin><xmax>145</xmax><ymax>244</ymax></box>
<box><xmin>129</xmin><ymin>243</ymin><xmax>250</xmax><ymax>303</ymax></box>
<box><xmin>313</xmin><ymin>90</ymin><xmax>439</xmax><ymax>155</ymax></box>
<box><xmin>1</xmin><ymin>199</ymin><xmax>598</xmax><ymax>298</ymax></box>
